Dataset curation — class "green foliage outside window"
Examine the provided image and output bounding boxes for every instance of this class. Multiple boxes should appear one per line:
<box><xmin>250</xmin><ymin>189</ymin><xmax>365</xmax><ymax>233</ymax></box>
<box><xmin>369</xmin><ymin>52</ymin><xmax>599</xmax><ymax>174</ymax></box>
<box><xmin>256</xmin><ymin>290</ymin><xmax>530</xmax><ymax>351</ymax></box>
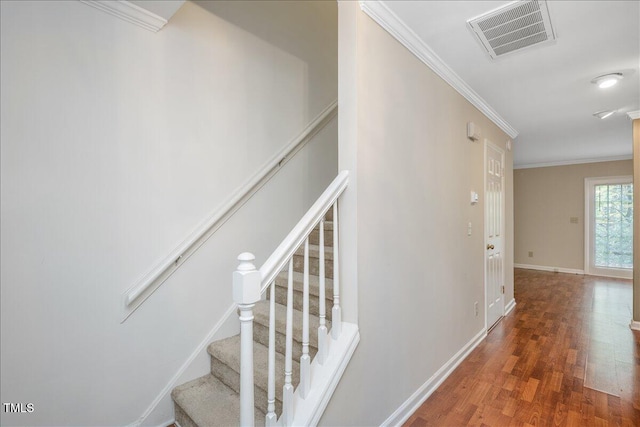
<box><xmin>594</xmin><ymin>183</ymin><xmax>633</xmax><ymax>269</ymax></box>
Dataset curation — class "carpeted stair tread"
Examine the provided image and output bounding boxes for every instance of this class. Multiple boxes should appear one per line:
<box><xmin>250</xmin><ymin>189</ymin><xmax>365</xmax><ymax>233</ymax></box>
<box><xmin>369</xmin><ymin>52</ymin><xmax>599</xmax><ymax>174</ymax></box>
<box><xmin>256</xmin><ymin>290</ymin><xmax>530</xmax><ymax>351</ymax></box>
<box><xmin>207</xmin><ymin>335</ymin><xmax>300</xmax><ymax>406</ymax></box>
<box><xmin>253</xmin><ymin>300</ymin><xmax>331</xmax><ymax>360</ymax></box>
<box><xmin>171</xmin><ymin>374</ymin><xmax>265</xmax><ymax>427</ymax></box>
<box><xmin>292</xmin><ymin>245</ymin><xmax>334</xmax><ymax>279</ymax></box>
<box><xmin>294</xmin><ymin>243</ymin><xmax>333</xmax><ymax>260</ymax></box>
<box><xmin>272</xmin><ymin>271</ymin><xmax>333</xmax><ymax>321</ymax></box>
<box><xmin>308</xmin><ymin>221</ymin><xmax>334</xmax><ymax>246</ymax></box>
<box><xmin>274</xmin><ymin>270</ymin><xmax>334</xmax><ymax>299</ymax></box>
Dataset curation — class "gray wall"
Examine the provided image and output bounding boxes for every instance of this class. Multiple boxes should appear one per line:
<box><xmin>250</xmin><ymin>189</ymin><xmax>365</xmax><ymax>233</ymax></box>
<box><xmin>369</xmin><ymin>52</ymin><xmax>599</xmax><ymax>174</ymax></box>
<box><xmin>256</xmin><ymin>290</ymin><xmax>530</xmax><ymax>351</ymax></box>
<box><xmin>514</xmin><ymin>160</ymin><xmax>632</xmax><ymax>271</ymax></box>
<box><xmin>322</xmin><ymin>3</ymin><xmax>514</xmax><ymax>425</ymax></box>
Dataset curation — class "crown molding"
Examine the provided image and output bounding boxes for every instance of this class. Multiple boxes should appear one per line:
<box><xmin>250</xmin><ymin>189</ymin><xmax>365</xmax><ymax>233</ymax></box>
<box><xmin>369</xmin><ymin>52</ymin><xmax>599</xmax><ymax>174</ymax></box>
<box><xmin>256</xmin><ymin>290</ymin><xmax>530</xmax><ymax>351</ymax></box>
<box><xmin>359</xmin><ymin>1</ymin><xmax>519</xmax><ymax>139</ymax></box>
<box><xmin>80</xmin><ymin>1</ymin><xmax>169</xmax><ymax>32</ymax></box>
<box><xmin>627</xmin><ymin>110</ymin><xmax>640</xmax><ymax>120</ymax></box>
<box><xmin>514</xmin><ymin>154</ymin><xmax>633</xmax><ymax>170</ymax></box>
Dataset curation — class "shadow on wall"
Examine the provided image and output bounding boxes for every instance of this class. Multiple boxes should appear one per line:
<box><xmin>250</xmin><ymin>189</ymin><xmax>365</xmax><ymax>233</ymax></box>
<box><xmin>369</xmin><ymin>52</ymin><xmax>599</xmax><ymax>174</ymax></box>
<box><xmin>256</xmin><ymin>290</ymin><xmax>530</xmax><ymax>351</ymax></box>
<box><xmin>193</xmin><ymin>0</ymin><xmax>338</xmax><ymax>123</ymax></box>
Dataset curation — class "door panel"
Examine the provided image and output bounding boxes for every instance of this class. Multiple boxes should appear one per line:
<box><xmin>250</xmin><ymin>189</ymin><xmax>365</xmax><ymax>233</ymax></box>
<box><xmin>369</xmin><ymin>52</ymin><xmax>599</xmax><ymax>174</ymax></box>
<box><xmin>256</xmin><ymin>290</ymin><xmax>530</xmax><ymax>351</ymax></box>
<box><xmin>486</xmin><ymin>141</ymin><xmax>505</xmax><ymax>330</ymax></box>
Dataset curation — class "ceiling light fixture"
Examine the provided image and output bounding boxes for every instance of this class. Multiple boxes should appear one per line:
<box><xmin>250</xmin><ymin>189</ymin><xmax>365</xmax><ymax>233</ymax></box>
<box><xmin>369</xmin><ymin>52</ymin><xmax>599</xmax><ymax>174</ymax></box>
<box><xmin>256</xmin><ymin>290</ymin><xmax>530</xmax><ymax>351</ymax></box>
<box><xmin>593</xmin><ymin>110</ymin><xmax>616</xmax><ymax>120</ymax></box>
<box><xmin>591</xmin><ymin>73</ymin><xmax>623</xmax><ymax>89</ymax></box>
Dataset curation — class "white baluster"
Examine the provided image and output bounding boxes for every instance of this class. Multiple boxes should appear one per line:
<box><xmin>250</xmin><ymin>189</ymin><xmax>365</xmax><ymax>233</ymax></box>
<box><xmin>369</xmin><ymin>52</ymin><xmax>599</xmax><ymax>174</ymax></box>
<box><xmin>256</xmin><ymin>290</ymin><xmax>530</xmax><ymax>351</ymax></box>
<box><xmin>331</xmin><ymin>202</ymin><xmax>342</xmax><ymax>339</ymax></box>
<box><xmin>300</xmin><ymin>238</ymin><xmax>311</xmax><ymax>398</ymax></box>
<box><xmin>233</xmin><ymin>253</ymin><xmax>261</xmax><ymax>427</ymax></box>
<box><xmin>282</xmin><ymin>259</ymin><xmax>294</xmax><ymax>426</ymax></box>
<box><xmin>265</xmin><ymin>281</ymin><xmax>277</xmax><ymax>426</ymax></box>
<box><xmin>317</xmin><ymin>219</ymin><xmax>328</xmax><ymax>364</ymax></box>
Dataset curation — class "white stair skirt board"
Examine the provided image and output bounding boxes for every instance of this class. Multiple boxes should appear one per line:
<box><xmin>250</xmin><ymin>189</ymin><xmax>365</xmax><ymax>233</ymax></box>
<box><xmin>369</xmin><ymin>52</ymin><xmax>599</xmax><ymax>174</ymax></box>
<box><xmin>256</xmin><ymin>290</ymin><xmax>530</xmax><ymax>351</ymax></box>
<box><xmin>504</xmin><ymin>298</ymin><xmax>516</xmax><ymax>316</ymax></box>
<box><xmin>630</xmin><ymin>320</ymin><xmax>640</xmax><ymax>331</ymax></box>
<box><xmin>292</xmin><ymin>322</ymin><xmax>360</xmax><ymax>426</ymax></box>
<box><xmin>514</xmin><ymin>263</ymin><xmax>584</xmax><ymax>275</ymax></box>
<box><xmin>381</xmin><ymin>328</ymin><xmax>487</xmax><ymax>427</ymax></box>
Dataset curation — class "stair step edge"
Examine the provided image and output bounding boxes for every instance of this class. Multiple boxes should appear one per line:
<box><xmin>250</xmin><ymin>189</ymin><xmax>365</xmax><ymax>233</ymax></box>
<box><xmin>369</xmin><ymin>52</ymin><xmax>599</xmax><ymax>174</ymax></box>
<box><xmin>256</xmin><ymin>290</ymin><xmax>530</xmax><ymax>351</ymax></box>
<box><xmin>293</xmin><ymin>244</ymin><xmax>334</xmax><ymax>260</ymax></box>
<box><xmin>274</xmin><ymin>271</ymin><xmax>334</xmax><ymax>298</ymax></box>
<box><xmin>207</xmin><ymin>335</ymin><xmax>301</xmax><ymax>399</ymax></box>
<box><xmin>253</xmin><ymin>300</ymin><xmax>331</xmax><ymax>346</ymax></box>
<box><xmin>172</xmin><ymin>374</ymin><xmax>265</xmax><ymax>427</ymax></box>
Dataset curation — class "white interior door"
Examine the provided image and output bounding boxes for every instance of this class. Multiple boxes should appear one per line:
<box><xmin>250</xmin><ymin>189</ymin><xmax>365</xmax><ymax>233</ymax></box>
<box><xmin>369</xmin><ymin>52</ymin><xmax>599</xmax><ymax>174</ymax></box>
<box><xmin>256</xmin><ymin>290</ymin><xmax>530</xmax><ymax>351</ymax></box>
<box><xmin>485</xmin><ymin>140</ymin><xmax>505</xmax><ymax>330</ymax></box>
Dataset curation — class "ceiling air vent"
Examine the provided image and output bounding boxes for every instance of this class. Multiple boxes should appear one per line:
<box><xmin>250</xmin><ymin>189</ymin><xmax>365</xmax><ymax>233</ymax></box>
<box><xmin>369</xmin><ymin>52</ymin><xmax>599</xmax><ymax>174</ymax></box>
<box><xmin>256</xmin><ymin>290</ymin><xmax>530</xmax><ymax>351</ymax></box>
<box><xmin>467</xmin><ymin>0</ymin><xmax>556</xmax><ymax>60</ymax></box>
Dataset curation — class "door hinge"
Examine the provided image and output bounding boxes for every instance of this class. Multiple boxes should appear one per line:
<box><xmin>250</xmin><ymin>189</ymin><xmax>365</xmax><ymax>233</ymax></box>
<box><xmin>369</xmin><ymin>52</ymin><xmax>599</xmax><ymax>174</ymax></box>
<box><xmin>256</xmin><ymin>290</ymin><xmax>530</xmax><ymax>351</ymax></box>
<box><xmin>501</xmin><ymin>285</ymin><xmax>505</xmax><ymax>294</ymax></box>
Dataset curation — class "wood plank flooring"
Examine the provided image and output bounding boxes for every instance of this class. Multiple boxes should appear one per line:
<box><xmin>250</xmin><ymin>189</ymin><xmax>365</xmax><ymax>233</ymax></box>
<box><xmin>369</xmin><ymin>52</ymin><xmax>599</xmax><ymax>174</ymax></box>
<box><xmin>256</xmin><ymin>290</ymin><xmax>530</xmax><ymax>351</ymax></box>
<box><xmin>404</xmin><ymin>268</ymin><xmax>640</xmax><ymax>427</ymax></box>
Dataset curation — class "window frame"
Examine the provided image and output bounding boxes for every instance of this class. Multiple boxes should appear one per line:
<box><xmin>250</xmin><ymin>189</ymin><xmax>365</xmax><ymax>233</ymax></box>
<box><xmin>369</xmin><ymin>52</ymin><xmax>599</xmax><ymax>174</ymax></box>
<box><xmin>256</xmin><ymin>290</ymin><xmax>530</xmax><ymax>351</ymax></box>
<box><xmin>584</xmin><ymin>175</ymin><xmax>633</xmax><ymax>279</ymax></box>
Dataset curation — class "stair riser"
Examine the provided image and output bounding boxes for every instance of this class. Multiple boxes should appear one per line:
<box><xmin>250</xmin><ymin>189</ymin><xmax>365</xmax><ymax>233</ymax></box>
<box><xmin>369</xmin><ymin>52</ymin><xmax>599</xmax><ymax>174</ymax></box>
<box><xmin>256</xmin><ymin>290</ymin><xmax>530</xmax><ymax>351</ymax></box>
<box><xmin>253</xmin><ymin>320</ymin><xmax>318</xmax><ymax>362</ymax></box>
<box><xmin>213</xmin><ymin>357</ymin><xmax>277</xmax><ymax>415</ymax></box>
<box><xmin>292</xmin><ymin>255</ymin><xmax>333</xmax><ymax>279</ymax></box>
<box><xmin>174</xmin><ymin>404</ymin><xmax>197</xmax><ymax>427</ymax></box>
<box><xmin>210</xmin><ymin>358</ymin><xmax>287</xmax><ymax>415</ymax></box>
<box><xmin>308</xmin><ymin>229</ymin><xmax>333</xmax><ymax>246</ymax></box>
<box><xmin>273</xmin><ymin>286</ymin><xmax>333</xmax><ymax>322</ymax></box>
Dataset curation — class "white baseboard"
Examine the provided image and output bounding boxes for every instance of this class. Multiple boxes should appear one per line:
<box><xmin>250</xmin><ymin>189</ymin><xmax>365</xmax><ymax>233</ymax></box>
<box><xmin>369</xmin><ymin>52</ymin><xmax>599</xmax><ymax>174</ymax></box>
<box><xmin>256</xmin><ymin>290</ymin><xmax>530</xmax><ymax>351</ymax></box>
<box><xmin>504</xmin><ymin>298</ymin><xmax>516</xmax><ymax>316</ymax></box>
<box><xmin>514</xmin><ymin>263</ymin><xmax>584</xmax><ymax>275</ymax></box>
<box><xmin>630</xmin><ymin>320</ymin><xmax>640</xmax><ymax>331</ymax></box>
<box><xmin>381</xmin><ymin>328</ymin><xmax>487</xmax><ymax>427</ymax></box>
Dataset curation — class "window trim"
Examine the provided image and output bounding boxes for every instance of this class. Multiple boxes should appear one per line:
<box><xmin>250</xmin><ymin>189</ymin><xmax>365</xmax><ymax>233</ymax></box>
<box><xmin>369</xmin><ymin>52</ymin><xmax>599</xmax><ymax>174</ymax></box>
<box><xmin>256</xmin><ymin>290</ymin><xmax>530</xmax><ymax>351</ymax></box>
<box><xmin>584</xmin><ymin>175</ymin><xmax>633</xmax><ymax>279</ymax></box>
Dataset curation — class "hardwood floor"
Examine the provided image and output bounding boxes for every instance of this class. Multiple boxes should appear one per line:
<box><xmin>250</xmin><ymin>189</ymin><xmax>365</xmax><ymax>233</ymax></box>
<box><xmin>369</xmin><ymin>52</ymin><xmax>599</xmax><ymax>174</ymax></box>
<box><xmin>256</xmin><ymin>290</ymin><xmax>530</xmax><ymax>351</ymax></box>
<box><xmin>404</xmin><ymin>268</ymin><xmax>640</xmax><ymax>427</ymax></box>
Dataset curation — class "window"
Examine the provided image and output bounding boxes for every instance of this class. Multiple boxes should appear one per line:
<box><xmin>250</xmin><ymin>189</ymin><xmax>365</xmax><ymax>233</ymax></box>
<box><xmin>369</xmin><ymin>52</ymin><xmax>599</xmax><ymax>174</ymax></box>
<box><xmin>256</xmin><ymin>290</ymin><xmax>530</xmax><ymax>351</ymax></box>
<box><xmin>585</xmin><ymin>176</ymin><xmax>633</xmax><ymax>278</ymax></box>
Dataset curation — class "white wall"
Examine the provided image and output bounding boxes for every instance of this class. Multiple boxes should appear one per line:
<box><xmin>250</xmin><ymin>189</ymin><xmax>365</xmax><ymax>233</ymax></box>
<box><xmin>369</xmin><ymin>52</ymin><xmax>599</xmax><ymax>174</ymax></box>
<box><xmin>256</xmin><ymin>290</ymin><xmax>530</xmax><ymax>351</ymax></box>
<box><xmin>321</xmin><ymin>3</ymin><xmax>514</xmax><ymax>425</ymax></box>
<box><xmin>0</xmin><ymin>1</ymin><xmax>337</xmax><ymax>425</ymax></box>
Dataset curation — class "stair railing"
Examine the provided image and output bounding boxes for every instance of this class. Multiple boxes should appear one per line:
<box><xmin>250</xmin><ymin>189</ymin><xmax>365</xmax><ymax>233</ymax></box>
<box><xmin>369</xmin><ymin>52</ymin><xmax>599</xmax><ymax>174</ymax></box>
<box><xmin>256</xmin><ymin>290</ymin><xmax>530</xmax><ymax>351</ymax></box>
<box><xmin>121</xmin><ymin>100</ymin><xmax>337</xmax><ymax>323</ymax></box>
<box><xmin>232</xmin><ymin>170</ymin><xmax>349</xmax><ymax>426</ymax></box>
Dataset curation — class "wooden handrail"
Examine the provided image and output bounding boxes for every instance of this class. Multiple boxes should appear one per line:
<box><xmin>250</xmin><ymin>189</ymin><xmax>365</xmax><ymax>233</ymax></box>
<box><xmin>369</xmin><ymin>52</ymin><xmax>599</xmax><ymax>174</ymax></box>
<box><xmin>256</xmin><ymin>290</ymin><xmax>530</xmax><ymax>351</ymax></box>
<box><xmin>121</xmin><ymin>100</ymin><xmax>338</xmax><ymax>322</ymax></box>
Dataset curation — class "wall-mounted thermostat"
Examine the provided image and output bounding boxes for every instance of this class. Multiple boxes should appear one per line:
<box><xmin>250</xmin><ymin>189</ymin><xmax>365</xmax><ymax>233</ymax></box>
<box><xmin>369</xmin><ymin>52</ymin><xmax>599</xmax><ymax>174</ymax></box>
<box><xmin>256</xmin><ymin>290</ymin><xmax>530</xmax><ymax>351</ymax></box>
<box><xmin>470</xmin><ymin>191</ymin><xmax>479</xmax><ymax>205</ymax></box>
<box><xmin>467</xmin><ymin>122</ymin><xmax>481</xmax><ymax>141</ymax></box>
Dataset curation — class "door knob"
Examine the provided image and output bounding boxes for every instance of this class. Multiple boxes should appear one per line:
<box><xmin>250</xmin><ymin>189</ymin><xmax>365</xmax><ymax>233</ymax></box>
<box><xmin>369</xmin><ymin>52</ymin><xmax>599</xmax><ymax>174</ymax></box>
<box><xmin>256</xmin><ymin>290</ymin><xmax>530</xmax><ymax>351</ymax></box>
<box><xmin>487</xmin><ymin>244</ymin><xmax>494</xmax><ymax>250</ymax></box>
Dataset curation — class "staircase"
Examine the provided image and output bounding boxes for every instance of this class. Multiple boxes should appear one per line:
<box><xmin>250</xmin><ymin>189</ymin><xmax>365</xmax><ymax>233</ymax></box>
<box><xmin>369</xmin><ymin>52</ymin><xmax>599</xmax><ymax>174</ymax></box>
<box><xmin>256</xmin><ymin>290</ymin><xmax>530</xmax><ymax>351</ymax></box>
<box><xmin>171</xmin><ymin>172</ymin><xmax>356</xmax><ymax>426</ymax></box>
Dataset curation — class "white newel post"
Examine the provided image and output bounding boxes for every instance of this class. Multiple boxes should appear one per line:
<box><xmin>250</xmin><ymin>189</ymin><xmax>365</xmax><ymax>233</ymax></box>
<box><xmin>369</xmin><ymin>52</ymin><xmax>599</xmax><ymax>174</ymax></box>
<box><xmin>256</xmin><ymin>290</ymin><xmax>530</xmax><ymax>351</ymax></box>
<box><xmin>233</xmin><ymin>252</ymin><xmax>261</xmax><ymax>427</ymax></box>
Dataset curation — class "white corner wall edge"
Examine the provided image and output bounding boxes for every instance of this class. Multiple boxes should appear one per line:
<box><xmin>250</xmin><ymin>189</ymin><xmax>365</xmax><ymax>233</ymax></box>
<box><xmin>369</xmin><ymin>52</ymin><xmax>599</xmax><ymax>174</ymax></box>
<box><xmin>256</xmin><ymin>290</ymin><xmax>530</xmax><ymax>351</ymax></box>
<box><xmin>514</xmin><ymin>263</ymin><xmax>584</xmax><ymax>275</ymax></box>
<box><xmin>80</xmin><ymin>0</ymin><xmax>170</xmax><ymax>32</ymax></box>
<box><xmin>125</xmin><ymin>303</ymin><xmax>238</xmax><ymax>427</ymax></box>
<box><xmin>358</xmin><ymin>1</ymin><xmax>518</xmax><ymax>139</ymax></box>
<box><xmin>381</xmin><ymin>328</ymin><xmax>487</xmax><ymax>427</ymax></box>
<box><xmin>292</xmin><ymin>323</ymin><xmax>360</xmax><ymax>426</ymax></box>
<box><xmin>504</xmin><ymin>298</ymin><xmax>516</xmax><ymax>316</ymax></box>
<box><xmin>627</xmin><ymin>110</ymin><xmax>640</xmax><ymax>120</ymax></box>
<box><xmin>630</xmin><ymin>320</ymin><xmax>640</xmax><ymax>331</ymax></box>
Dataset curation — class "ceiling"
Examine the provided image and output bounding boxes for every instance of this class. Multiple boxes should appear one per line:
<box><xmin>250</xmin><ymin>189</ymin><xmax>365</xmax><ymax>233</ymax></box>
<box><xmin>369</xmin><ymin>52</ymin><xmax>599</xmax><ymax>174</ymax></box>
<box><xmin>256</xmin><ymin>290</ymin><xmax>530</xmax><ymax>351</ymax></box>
<box><xmin>381</xmin><ymin>0</ymin><xmax>640</xmax><ymax>168</ymax></box>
